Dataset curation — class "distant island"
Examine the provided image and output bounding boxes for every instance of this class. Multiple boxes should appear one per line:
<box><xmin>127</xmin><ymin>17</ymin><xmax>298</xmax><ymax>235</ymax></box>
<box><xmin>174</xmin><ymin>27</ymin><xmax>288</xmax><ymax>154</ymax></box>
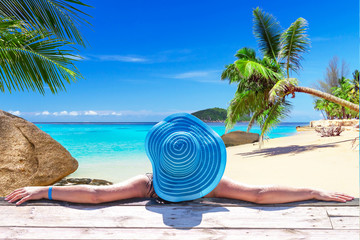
<box><xmin>192</xmin><ymin>107</ymin><xmax>250</xmax><ymax>122</ymax></box>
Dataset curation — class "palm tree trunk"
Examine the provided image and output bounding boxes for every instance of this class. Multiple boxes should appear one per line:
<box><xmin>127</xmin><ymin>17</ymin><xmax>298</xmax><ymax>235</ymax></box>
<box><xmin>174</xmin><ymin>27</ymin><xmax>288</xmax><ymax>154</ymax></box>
<box><xmin>294</xmin><ymin>86</ymin><xmax>359</xmax><ymax>112</ymax></box>
<box><xmin>320</xmin><ymin>110</ymin><xmax>326</xmax><ymax>119</ymax></box>
<box><xmin>247</xmin><ymin>110</ymin><xmax>263</xmax><ymax>132</ymax></box>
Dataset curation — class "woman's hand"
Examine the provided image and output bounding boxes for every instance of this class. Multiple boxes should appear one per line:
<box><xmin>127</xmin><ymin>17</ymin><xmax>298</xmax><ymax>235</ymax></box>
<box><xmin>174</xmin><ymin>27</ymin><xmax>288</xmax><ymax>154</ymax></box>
<box><xmin>5</xmin><ymin>186</ymin><xmax>47</xmax><ymax>206</ymax></box>
<box><xmin>312</xmin><ymin>190</ymin><xmax>354</xmax><ymax>202</ymax></box>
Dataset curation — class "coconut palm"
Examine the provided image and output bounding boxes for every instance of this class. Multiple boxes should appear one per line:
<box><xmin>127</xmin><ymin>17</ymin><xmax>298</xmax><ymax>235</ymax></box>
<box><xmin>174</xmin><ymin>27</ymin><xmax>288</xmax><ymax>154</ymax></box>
<box><xmin>222</xmin><ymin>47</ymin><xmax>288</xmax><ymax>144</ymax></box>
<box><xmin>0</xmin><ymin>0</ymin><xmax>91</xmax><ymax>94</ymax></box>
<box><xmin>313</xmin><ymin>72</ymin><xmax>359</xmax><ymax>119</ymax></box>
<box><xmin>269</xmin><ymin>78</ymin><xmax>359</xmax><ymax>112</ymax></box>
<box><xmin>222</xmin><ymin>8</ymin><xmax>309</xmax><ymax>145</ymax></box>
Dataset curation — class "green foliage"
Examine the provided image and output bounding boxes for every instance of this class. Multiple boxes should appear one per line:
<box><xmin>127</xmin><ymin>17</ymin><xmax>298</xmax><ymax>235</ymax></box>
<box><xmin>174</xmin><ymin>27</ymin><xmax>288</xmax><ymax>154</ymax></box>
<box><xmin>0</xmin><ymin>0</ymin><xmax>91</xmax><ymax>95</ymax></box>
<box><xmin>225</xmin><ymin>90</ymin><xmax>267</xmax><ymax>132</ymax></box>
<box><xmin>314</xmin><ymin>72</ymin><xmax>359</xmax><ymax>119</ymax></box>
<box><xmin>279</xmin><ymin>18</ymin><xmax>310</xmax><ymax>77</ymax></box>
<box><xmin>222</xmin><ymin>7</ymin><xmax>309</xmax><ymax>143</ymax></box>
<box><xmin>269</xmin><ymin>78</ymin><xmax>299</xmax><ymax>102</ymax></box>
<box><xmin>252</xmin><ymin>7</ymin><xmax>281</xmax><ymax>61</ymax></box>
<box><xmin>258</xmin><ymin>100</ymin><xmax>292</xmax><ymax>143</ymax></box>
<box><xmin>0</xmin><ymin>19</ymin><xmax>82</xmax><ymax>94</ymax></box>
<box><xmin>0</xmin><ymin>0</ymin><xmax>92</xmax><ymax>47</ymax></box>
<box><xmin>192</xmin><ymin>107</ymin><xmax>250</xmax><ymax>122</ymax></box>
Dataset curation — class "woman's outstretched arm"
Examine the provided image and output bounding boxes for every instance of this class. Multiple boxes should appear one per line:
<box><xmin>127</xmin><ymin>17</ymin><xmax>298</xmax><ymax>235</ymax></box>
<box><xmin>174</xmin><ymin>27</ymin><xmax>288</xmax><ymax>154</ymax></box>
<box><xmin>205</xmin><ymin>176</ymin><xmax>354</xmax><ymax>204</ymax></box>
<box><xmin>5</xmin><ymin>175</ymin><xmax>150</xmax><ymax>206</ymax></box>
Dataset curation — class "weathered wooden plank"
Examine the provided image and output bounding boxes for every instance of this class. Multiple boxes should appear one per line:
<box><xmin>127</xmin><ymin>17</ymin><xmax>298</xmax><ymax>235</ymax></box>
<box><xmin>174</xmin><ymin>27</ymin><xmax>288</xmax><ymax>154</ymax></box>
<box><xmin>0</xmin><ymin>205</ymin><xmax>332</xmax><ymax>229</ymax></box>
<box><xmin>331</xmin><ymin>217</ymin><xmax>360</xmax><ymax>230</ymax></box>
<box><xmin>326</xmin><ymin>207</ymin><xmax>360</xmax><ymax>217</ymax></box>
<box><xmin>1</xmin><ymin>197</ymin><xmax>358</xmax><ymax>207</ymax></box>
<box><xmin>1</xmin><ymin>227</ymin><xmax>359</xmax><ymax>240</ymax></box>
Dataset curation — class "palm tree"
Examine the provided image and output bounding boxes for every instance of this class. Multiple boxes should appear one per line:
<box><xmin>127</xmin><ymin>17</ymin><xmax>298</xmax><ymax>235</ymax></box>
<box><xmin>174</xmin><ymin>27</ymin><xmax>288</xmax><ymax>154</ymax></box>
<box><xmin>222</xmin><ymin>8</ymin><xmax>309</xmax><ymax>145</ymax></box>
<box><xmin>269</xmin><ymin>78</ymin><xmax>359</xmax><ymax>112</ymax></box>
<box><xmin>0</xmin><ymin>0</ymin><xmax>91</xmax><ymax>94</ymax></box>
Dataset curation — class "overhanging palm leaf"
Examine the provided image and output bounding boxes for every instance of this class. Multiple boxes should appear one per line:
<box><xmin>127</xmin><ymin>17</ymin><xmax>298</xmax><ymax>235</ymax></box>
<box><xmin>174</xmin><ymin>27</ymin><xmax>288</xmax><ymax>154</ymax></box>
<box><xmin>0</xmin><ymin>0</ymin><xmax>92</xmax><ymax>46</ymax></box>
<box><xmin>0</xmin><ymin>26</ymin><xmax>82</xmax><ymax>94</ymax></box>
<box><xmin>258</xmin><ymin>100</ymin><xmax>291</xmax><ymax>146</ymax></box>
<box><xmin>225</xmin><ymin>90</ymin><xmax>267</xmax><ymax>132</ymax></box>
<box><xmin>253</xmin><ymin>7</ymin><xmax>281</xmax><ymax>61</ymax></box>
<box><xmin>0</xmin><ymin>18</ymin><xmax>23</xmax><ymax>31</ymax></box>
<box><xmin>269</xmin><ymin>78</ymin><xmax>299</xmax><ymax>102</ymax></box>
<box><xmin>235</xmin><ymin>58</ymin><xmax>281</xmax><ymax>82</ymax></box>
<box><xmin>279</xmin><ymin>18</ymin><xmax>310</xmax><ymax>77</ymax></box>
<box><xmin>222</xmin><ymin>48</ymin><xmax>259</xmax><ymax>84</ymax></box>
<box><xmin>221</xmin><ymin>63</ymin><xmax>241</xmax><ymax>84</ymax></box>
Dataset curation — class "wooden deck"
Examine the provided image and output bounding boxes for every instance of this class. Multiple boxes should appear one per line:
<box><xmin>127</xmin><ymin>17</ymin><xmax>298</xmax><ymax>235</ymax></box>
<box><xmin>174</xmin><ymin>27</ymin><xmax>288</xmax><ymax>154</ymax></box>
<box><xmin>1</xmin><ymin>197</ymin><xmax>359</xmax><ymax>239</ymax></box>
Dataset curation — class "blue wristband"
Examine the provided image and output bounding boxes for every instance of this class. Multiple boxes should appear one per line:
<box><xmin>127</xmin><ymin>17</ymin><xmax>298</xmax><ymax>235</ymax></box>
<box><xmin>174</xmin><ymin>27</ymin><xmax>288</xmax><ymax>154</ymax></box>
<box><xmin>48</xmin><ymin>186</ymin><xmax>53</xmax><ymax>200</ymax></box>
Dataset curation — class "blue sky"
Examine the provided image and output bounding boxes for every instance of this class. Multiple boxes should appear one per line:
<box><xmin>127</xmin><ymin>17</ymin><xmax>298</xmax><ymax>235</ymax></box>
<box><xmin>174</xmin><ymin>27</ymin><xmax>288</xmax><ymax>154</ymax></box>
<box><xmin>1</xmin><ymin>0</ymin><xmax>358</xmax><ymax>122</ymax></box>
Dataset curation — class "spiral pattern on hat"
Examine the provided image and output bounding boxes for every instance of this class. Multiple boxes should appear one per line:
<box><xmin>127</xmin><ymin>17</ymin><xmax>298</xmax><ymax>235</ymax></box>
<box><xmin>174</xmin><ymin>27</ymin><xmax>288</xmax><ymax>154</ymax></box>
<box><xmin>145</xmin><ymin>113</ymin><xmax>227</xmax><ymax>202</ymax></box>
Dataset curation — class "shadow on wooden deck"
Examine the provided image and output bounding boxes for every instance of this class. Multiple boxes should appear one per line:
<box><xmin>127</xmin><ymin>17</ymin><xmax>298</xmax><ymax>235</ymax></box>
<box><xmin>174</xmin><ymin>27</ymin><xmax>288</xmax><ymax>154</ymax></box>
<box><xmin>1</xmin><ymin>197</ymin><xmax>359</xmax><ymax>239</ymax></box>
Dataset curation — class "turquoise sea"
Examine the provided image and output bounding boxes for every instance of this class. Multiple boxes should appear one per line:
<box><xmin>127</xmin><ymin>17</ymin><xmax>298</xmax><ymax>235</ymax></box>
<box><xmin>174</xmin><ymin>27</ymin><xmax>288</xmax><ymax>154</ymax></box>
<box><xmin>35</xmin><ymin>122</ymin><xmax>307</xmax><ymax>183</ymax></box>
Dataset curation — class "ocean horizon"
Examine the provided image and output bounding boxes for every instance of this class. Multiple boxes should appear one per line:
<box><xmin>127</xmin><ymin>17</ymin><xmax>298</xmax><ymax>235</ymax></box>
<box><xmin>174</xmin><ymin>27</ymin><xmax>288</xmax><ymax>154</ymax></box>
<box><xmin>35</xmin><ymin>122</ymin><xmax>308</xmax><ymax>183</ymax></box>
<box><xmin>33</xmin><ymin>121</ymin><xmax>309</xmax><ymax>124</ymax></box>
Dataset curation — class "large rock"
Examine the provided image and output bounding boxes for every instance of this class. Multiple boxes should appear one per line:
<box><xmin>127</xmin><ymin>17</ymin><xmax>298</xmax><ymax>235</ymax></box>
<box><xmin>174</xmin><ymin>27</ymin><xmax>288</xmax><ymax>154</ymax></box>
<box><xmin>0</xmin><ymin>110</ymin><xmax>78</xmax><ymax>196</ymax></box>
<box><xmin>221</xmin><ymin>131</ymin><xmax>259</xmax><ymax>147</ymax></box>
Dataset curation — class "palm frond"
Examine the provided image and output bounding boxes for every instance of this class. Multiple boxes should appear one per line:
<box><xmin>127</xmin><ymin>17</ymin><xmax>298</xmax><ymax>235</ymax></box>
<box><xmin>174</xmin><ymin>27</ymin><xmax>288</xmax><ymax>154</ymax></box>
<box><xmin>235</xmin><ymin>47</ymin><xmax>257</xmax><ymax>60</ymax></box>
<box><xmin>0</xmin><ymin>28</ymin><xmax>82</xmax><ymax>94</ymax></box>
<box><xmin>222</xmin><ymin>48</ymin><xmax>260</xmax><ymax>84</ymax></box>
<box><xmin>279</xmin><ymin>18</ymin><xmax>310</xmax><ymax>77</ymax></box>
<box><xmin>225</xmin><ymin>90</ymin><xmax>267</xmax><ymax>132</ymax></box>
<box><xmin>269</xmin><ymin>78</ymin><xmax>299</xmax><ymax>102</ymax></box>
<box><xmin>0</xmin><ymin>0</ymin><xmax>92</xmax><ymax>46</ymax></box>
<box><xmin>0</xmin><ymin>18</ymin><xmax>23</xmax><ymax>31</ymax></box>
<box><xmin>259</xmin><ymin>100</ymin><xmax>292</xmax><ymax>145</ymax></box>
<box><xmin>253</xmin><ymin>7</ymin><xmax>281</xmax><ymax>61</ymax></box>
<box><xmin>221</xmin><ymin>63</ymin><xmax>242</xmax><ymax>84</ymax></box>
<box><xmin>235</xmin><ymin>59</ymin><xmax>281</xmax><ymax>82</ymax></box>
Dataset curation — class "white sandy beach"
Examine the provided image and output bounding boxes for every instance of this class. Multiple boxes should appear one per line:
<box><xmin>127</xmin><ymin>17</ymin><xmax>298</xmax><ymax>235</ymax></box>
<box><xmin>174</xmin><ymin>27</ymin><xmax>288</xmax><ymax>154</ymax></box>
<box><xmin>68</xmin><ymin>128</ymin><xmax>359</xmax><ymax>198</ymax></box>
<box><xmin>224</xmin><ymin>130</ymin><xmax>359</xmax><ymax>197</ymax></box>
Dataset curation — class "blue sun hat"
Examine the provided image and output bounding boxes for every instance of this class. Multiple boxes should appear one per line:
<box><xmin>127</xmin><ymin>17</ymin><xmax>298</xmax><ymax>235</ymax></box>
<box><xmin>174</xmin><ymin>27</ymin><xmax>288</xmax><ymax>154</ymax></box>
<box><xmin>145</xmin><ymin>113</ymin><xmax>227</xmax><ymax>202</ymax></box>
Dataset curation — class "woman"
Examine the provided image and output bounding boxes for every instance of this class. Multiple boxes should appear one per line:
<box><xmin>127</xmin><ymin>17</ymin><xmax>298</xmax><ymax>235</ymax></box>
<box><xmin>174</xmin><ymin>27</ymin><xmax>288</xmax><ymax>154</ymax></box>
<box><xmin>5</xmin><ymin>174</ymin><xmax>354</xmax><ymax>206</ymax></box>
<box><xmin>5</xmin><ymin>113</ymin><xmax>355</xmax><ymax>205</ymax></box>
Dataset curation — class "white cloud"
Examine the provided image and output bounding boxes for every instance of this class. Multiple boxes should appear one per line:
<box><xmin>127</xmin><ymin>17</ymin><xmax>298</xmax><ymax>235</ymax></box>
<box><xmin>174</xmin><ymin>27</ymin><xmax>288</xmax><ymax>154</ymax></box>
<box><xmin>8</xmin><ymin>110</ymin><xmax>21</xmax><ymax>116</ymax></box>
<box><xmin>32</xmin><ymin>110</ymin><xmax>189</xmax><ymax>118</ymax></box>
<box><xmin>52</xmin><ymin>111</ymin><xmax>68</xmax><ymax>116</ymax></box>
<box><xmin>171</xmin><ymin>71</ymin><xmax>213</xmax><ymax>79</ymax></box>
<box><xmin>69</xmin><ymin>111</ymin><xmax>79</xmax><ymax>116</ymax></box>
<box><xmin>118</xmin><ymin>110</ymin><xmax>194</xmax><ymax>116</ymax></box>
<box><xmin>88</xmin><ymin>49</ymin><xmax>192</xmax><ymax>64</ymax></box>
<box><xmin>35</xmin><ymin>111</ymin><xmax>50</xmax><ymax>116</ymax></box>
<box><xmin>96</xmin><ymin>55</ymin><xmax>147</xmax><ymax>63</ymax></box>
<box><xmin>84</xmin><ymin>110</ymin><xmax>98</xmax><ymax>116</ymax></box>
<box><xmin>167</xmin><ymin>70</ymin><xmax>225</xmax><ymax>84</ymax></box>
<box><xmin>111</xmin><ymin>112</ymin><xmax>122</xmax><ymax>116</ymax></box>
